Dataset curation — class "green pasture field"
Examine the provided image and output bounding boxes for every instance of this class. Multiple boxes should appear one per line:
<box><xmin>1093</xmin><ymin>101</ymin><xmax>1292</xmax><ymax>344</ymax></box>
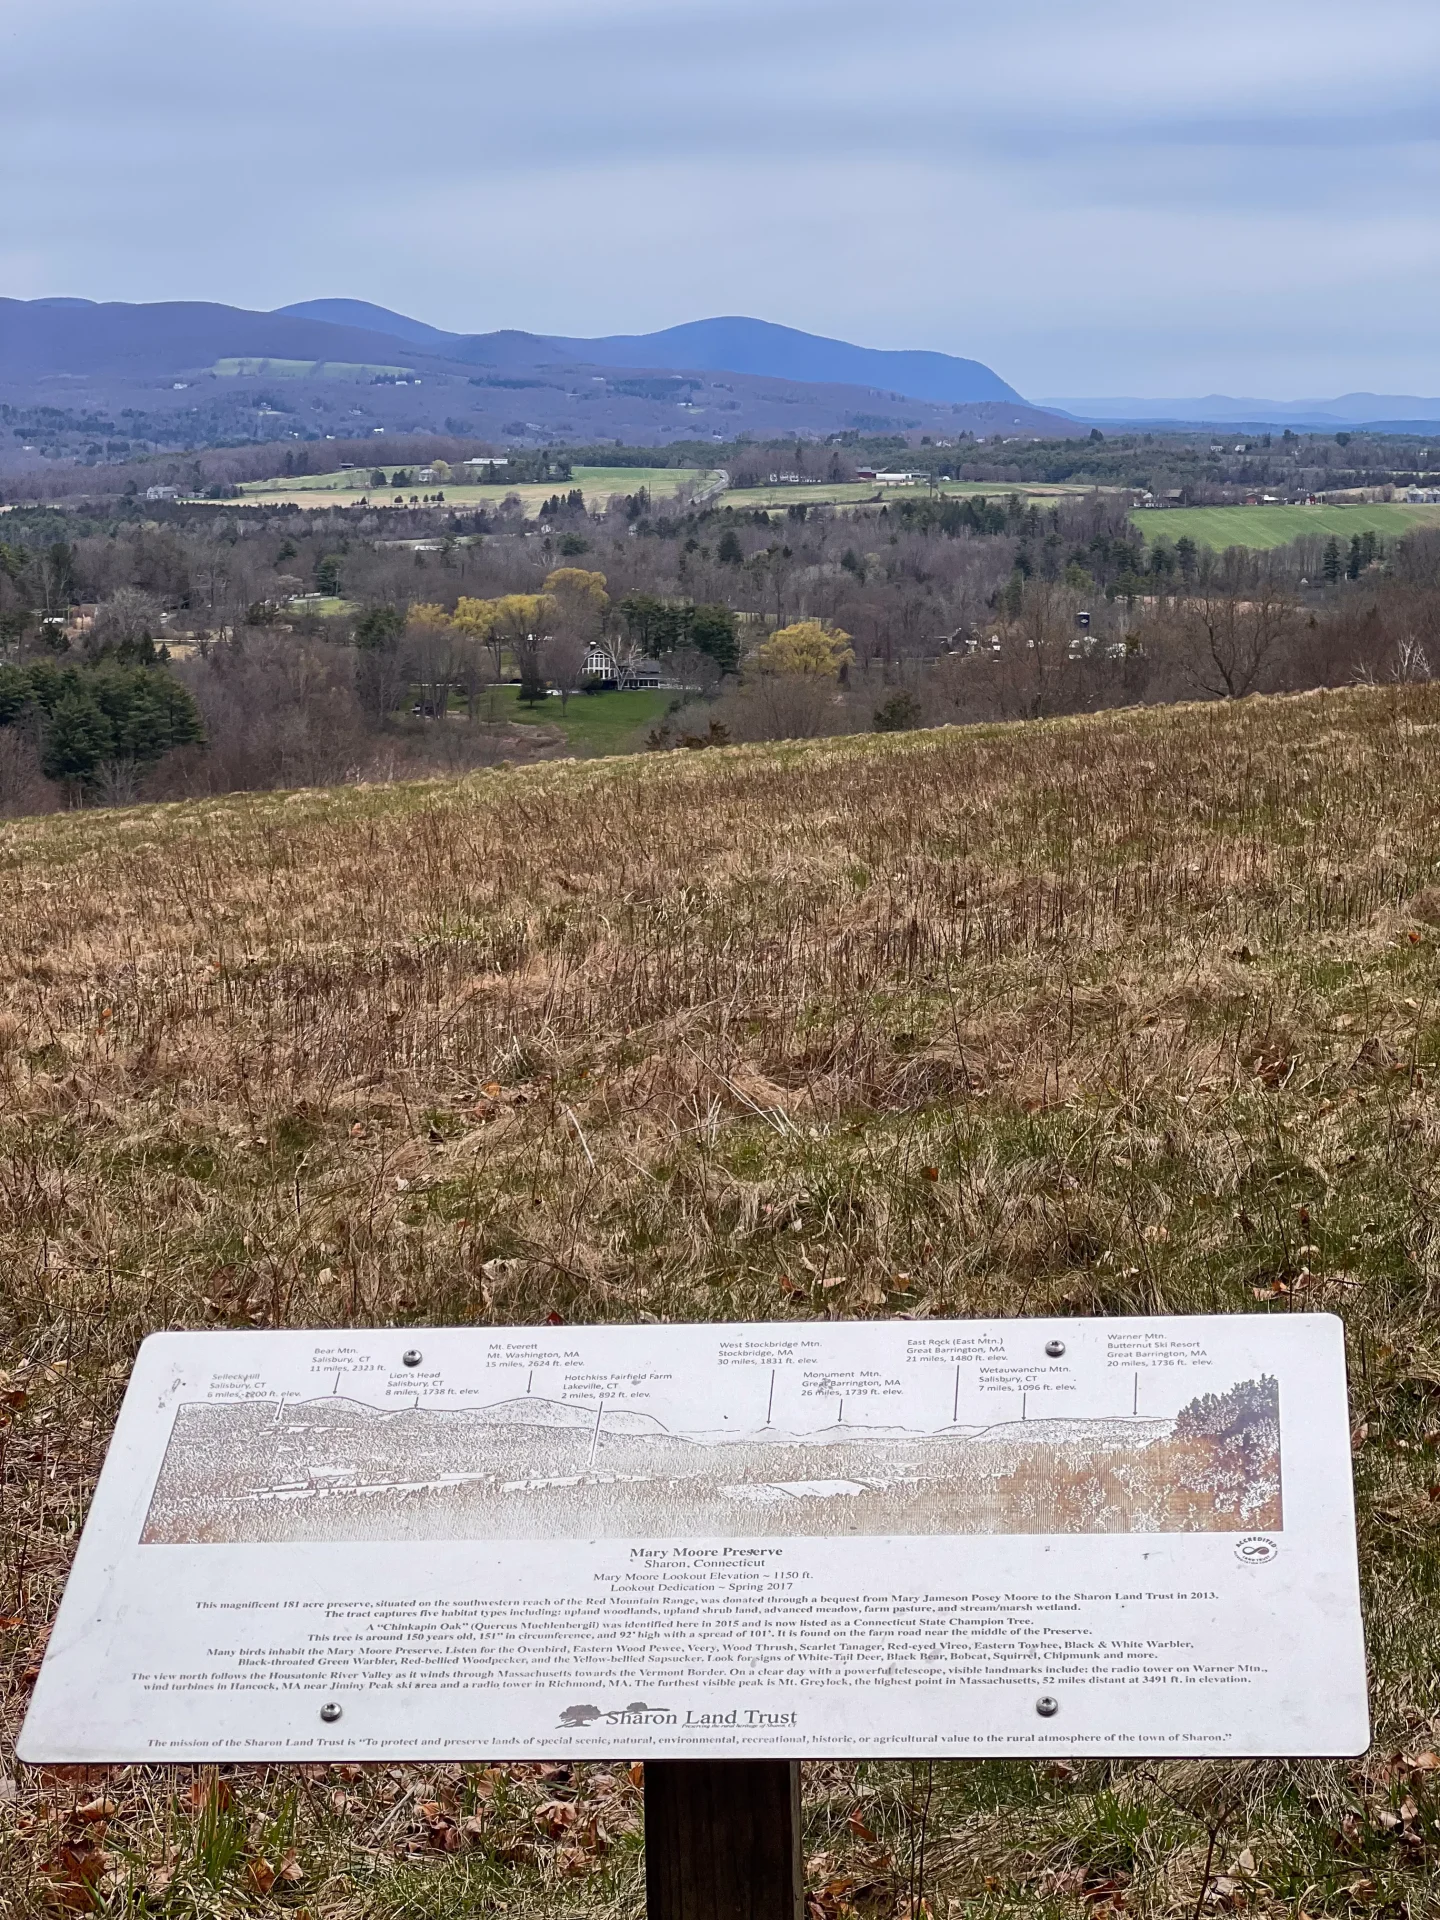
<box><xmin>1132</xmin><ymin>501</ymin><xmax>1440</xmax><ymax>551</ymax></box>
<box><xmin>481</xmin><ymin>682</ymin><xmax>672</xmax><ymax>752</ymax></box>
<box><xmin>230</xmin><ymin>464</ymin><xmax>707</xmax><ymax>515</ymax></box>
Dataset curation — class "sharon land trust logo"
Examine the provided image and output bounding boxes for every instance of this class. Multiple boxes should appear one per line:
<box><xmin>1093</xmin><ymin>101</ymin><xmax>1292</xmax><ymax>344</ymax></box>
<box><xmin>560</xmin><ymin>1701</ymin><xmax>670</xmax><ymax>1727</ymax></box>
<box><xmin>558</xmin><ymin>1700</ymin><xmax>797</xmax><ymax>1729</ymax></box>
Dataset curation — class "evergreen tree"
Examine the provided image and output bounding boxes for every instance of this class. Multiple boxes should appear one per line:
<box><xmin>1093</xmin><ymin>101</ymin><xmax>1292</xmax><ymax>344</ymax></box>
<box><xmin>619</xmin><ymin>593</ymin><xmax>667</xmax><ymax>652</ymax></box>
<box><xmin>690</xmin><ymin>604</ymin><xmax>739</xmax><ymax>674</ymax></box>
<box><xmin>1174</xmin><ymin>1375</ymin><xmax>1278</xmax><ymax>1442</ymax></box>
<box><xmin>1323</xmin><ymin>537</ymin><xmax>1342</xmax><ymax>585</ymax></box>
<box><xmin>353</xmin><ymin>604</ymin><xmax>405</xmax><ymax>649</ymax></box>
<box><xmin>0</xmin><ymin>660</ymin><xmax>203</xmax><ymax>791</ymax></box>
<box><xmin>40</xmin><ymin>688</ymin><xmax>112</xmax><ymax>786</ymax></box>
<box><xmin>517</xmin><ymin>657</ymin><xmax>547</xmax><ymax>707</ymax></box>
<box><xmin>872</xmin><ymin>690</ymin><xmax>923</xmax><ymax>732</ymax></box>
<box><xmin>89</xmin><ymin>666</ymin><xmax>204</xmax><ymax>762</ymax></box>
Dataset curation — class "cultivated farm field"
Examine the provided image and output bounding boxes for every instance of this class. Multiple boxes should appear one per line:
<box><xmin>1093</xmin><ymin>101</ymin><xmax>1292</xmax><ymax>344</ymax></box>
<box><xmin>1132</xmin><ymin>501</ymin><xmax>1440</xmax><ymax>552</ymax></box>
<box><xmin>233</xmin><ymin>465</ymin><xmax>706</xmax><ymax>514</ymax></box>
<box><xmin>4</xmin><ymin>690</ymin><xmax>1440</xmax><ymax>1917</ymax></box>
<box><xmin>718</xmin><ymin>480</ymin><xmax>1099</xmax><ymax>512</ymax></box>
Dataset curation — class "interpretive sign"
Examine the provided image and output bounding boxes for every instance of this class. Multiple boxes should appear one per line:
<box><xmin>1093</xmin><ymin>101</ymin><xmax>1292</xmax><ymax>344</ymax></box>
<box><xmin>19</xmin><ymin>1314</ymin><xmax>1367</xmax><ymax>1763</ymax></box>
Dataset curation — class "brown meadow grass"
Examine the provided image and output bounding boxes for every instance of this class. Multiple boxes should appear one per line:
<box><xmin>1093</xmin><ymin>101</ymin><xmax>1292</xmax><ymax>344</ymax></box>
<box><xmin>4</xmin><ymin>685</ymin><xmax>1440</xmax><ymax>1916</ymax></box>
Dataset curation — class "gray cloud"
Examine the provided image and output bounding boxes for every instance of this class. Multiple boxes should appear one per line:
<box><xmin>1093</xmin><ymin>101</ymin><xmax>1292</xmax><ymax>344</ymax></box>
<box><xmin>6</xmin><ymin>0</ymin><xmax>1438</xmax><ymax>395</ymax></box>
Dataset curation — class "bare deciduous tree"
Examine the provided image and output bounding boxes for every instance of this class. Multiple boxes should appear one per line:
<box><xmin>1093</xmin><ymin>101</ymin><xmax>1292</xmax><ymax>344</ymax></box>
<box><xmin>542</xmin><ymin>630</ymin><xmax>592</xmax><ymax>713</ymax></box>
<box><xmin>0</xmin><ymin>731</ymin><xmax>58</xmax><ymax>816</ymax></box>
<box><xmin>1174</xmin><ymin>586</ymin><xmax>1294</xmax><ymax>699</ymax></box>
<box><xmin>87</xmin><ymin>587</ymin><xmax>165</xmax><ymax>659</ymax></box>
<box><xmin>405</xmin><ymin>615</ymin><xmax>463</xmax><ymax>720</ymax></box>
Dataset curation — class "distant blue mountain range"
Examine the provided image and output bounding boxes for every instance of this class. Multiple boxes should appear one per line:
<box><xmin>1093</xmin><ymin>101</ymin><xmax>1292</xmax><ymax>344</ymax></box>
<box><xmin>9</xmin><ymin>296</ymin><xmax>1431</xmax><ymax>432</ymax></box>
<box><xmin>1042</xmin><ymin>393</ymin><xmax>1440</xmax><ymax>430</ymax></box>
<box><xmin>2</xmin><ymin>297</ymin><xmax>1076</xmax><ymax>443</ymax></box>
<box><xmin>274</xmin><ymin>301</ymin><xmax>1023</xmax><ymax>406</ymax></box>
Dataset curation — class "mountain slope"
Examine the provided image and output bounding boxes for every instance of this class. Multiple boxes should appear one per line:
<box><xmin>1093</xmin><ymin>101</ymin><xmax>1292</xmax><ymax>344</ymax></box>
<box><xmin>0</xmin><ymin>298</ymin><xmax>432</xmax><ymax>379</ymax></box>
<box><xmin>0</xmin><ymin>297</ymin><xmax>1082</xmax><ymax>444</ymax></box>
<box><xmin>541</xmin><ymin>316</ymin><xmax>1022</xmax><ymax>405</ymax></box>
<box><xmin>275</xmin><ymin>297</ymin><xmax>460</xmax><ymax>349</ymax></box>
<box><xmin>275</xmin><ymin>302</ymin><xmax>1021</xmax><ymax>404</ymax></box>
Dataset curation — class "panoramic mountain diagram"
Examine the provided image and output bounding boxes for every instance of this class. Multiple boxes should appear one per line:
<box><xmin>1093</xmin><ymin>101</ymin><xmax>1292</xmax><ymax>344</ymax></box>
<box><xmin>139</xmin><ymin>1374</ymin><xmax>1281</xmax><ymax>1544</ymax></box>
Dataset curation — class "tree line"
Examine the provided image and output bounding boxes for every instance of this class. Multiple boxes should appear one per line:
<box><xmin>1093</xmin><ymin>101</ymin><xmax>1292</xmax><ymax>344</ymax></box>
<box><xmin>0</xmin><ymin>478</ymin><xmax>1437</xmax><ymax>812</ymax></box>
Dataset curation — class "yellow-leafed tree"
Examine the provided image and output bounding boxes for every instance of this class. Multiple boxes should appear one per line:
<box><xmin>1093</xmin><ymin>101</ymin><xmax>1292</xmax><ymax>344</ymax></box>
<box><xmin>543</xmin><ymin>568</ymin><xmax>609</xmax><ymax>628</ymax></box>
<box><xmin>752</xmin><ymin>620</ymin><xmax>853</xmax><ymax>679</ymax></box>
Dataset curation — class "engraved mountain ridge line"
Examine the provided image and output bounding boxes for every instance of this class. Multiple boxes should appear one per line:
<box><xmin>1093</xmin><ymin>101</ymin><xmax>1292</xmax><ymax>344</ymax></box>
<box><xmin>136</xmin><ymin>1376</ymin><xmax>1281</xmax><ymax>1545</ymax></box>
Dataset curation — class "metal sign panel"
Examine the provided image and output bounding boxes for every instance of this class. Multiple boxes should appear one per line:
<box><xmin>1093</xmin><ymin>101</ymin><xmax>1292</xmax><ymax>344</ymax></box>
<box><xmin>19</xmin><ymin>1315</ymin><xmax>1367</xmax><ymax>1762</ymax></box>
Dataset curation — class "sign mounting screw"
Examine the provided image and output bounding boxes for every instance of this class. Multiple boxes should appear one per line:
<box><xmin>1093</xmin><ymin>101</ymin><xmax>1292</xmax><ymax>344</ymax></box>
<box><xmin>1045</xmin><ymin>1339</ymin><xmax>1066</xmax><ymax>1358</ymax></box>
<box><xmin>320</xmin><ymin>1702</ymin><xmax>343</xmax><ymax>1723</ymax></box>
<box><xmin>402</xmin><ymin>1350</ymin><xmax>422</xmax><ymax>1367</ymax></box>
<box><xmin>1036</xmin><ymin>1696</ymin><xmax>1059</xmax><ymax>1718</ymax></box>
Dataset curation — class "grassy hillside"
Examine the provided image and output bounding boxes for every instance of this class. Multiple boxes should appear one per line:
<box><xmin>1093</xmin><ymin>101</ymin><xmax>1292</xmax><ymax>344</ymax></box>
<box><xmin>1132</xmin><ymin>501</ymin><xmax>1440</xmax><ymax>551</ymax></box>
<box><xmin>4</xmin><ymin>689</ymin><xmax>1440</xmax><ymax>1917</ymax></box>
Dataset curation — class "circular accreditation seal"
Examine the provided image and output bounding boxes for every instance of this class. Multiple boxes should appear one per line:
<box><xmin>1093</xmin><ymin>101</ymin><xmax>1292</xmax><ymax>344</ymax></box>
<box><xmin>1234</xmin><ymin>1536</ymin><xmax>1278</xmax><ymax>1565</ymax></box>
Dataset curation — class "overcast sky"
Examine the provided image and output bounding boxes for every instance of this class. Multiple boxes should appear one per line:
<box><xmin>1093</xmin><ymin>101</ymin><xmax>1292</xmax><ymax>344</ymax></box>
<box><xmin>6</xmin><ymin>0</ymin><xmax>1438</xmax><ymax>398</ymax></box>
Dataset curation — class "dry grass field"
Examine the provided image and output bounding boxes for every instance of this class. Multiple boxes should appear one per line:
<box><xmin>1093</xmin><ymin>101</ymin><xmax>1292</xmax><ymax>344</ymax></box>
<box><xmin>4</xmin><ymin>687</ymin><xmax>1440</xmax><ymax>1917</ymax></box>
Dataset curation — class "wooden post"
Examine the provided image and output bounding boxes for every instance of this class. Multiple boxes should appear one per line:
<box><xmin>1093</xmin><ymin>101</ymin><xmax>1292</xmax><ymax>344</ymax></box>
<box><xmin>645</xmin><ymin>1760</ymin><xmax>802</xmax><ymax>1920</ymax></box>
